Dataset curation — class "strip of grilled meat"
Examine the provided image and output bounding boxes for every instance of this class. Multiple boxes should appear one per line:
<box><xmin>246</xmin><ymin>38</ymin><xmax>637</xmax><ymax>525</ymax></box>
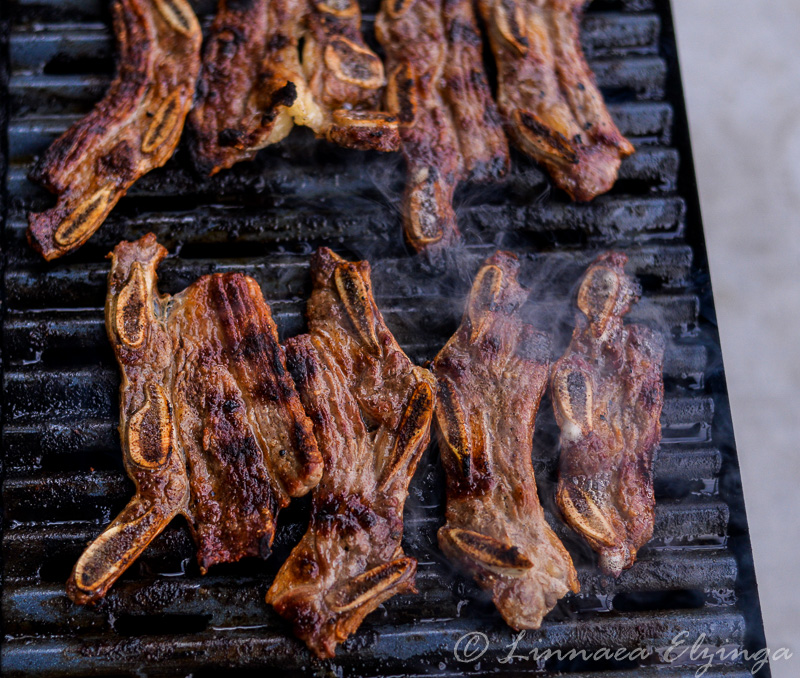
<box><xmin>188</xmin><ymin>0</ymin><xmax>299</xmax><ymax>175</ymax></box>
<box><xmin>27</xmin><ymin>0</ymin><xmax>201</xmax><ymax>260</ymax></box>
<box><xmin>67</xmin><ymin>234</ymin><xmax>322</xmax><ymax>604</ymax></box>
<box><xmin>266</xmin><ymin>248</ymin><xmax>435</xmax><ymax>658</ymax></box>
<box><xmin>190</xmin><ymin>0</ymin><xmax>399</xmax><ymax>175</ymax></box>
<box><xmin>552</xmin><ymin>252</ymin><xmax>664</xmax><ymax>576</ymax></box>
<box><xmin>478</xmin><ymin>0</ymin><xmax>634</xmax><ymax>201</ymax></box>
<box><xmin>376</xmin><ymin>0</ymin><xmax>509</xmax><ymax>253</ymax></box>
<box><xmin>432</xmin><ymin>252</ymin><xmax>578</xmax><ymax>629</ymax></box>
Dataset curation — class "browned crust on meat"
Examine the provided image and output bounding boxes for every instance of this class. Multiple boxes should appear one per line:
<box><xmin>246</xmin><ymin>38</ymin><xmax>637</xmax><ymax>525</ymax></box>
<box><xmin>189</xmin><ymin>0</ymin><xmax>301</xmax><ymax>174</ymax></box>
<box><xmin>326</xmin><ymin>110</ymin><xmax>400</xmax><ymax>152</ymax></box>
<box><xmin>432</xmin><ymin>251</ymin><xmax>578</xmax><ymax>629</ymax></box>
<box><xmin>66</xmin><ymin>234</ymin><xmax>322</xmax><ymax>604</ymax></box>
<box><xmin>169</xmin><ymin>272</ymin><xmax>323</xmax><ymax>571</ymax></box>
<box><xmin>27</xmin><ymin>0</ymin><xmax>201</xmax><ymax>260</ymax></box>
<box><xmin>67</xmin><ymin>234</ymin><xmax>186</xmax><ymax>604</ymax></box>
<box><xmin>478</xmin><ymin>0</ymin><xmax>634</xmax><ymax>201</ymax></box>
<box><xmin>190</xmin><ymin>0</ymin><xmax>399</xmax><ymax>175</ymax></box>
<box><xmin>377</xmin><ymin>0</ymin><xmax>509</xmax><ymax>254</ymax></box>
<box><xmin>266</xmin><ymin>248</ymin><xmax>435</xmax><ymax>658</ymax></box>
<box><xmin>552</xmin><ymin>252</ymin><xmax>664</xmax><ymax>576</ymax></box>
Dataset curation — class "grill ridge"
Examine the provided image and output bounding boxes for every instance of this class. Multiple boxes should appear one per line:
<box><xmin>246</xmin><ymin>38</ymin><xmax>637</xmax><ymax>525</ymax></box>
<box><xmin>0</xmin><ymin>0</ymin><xmax>769</xmax><ymax>676</ymax></box>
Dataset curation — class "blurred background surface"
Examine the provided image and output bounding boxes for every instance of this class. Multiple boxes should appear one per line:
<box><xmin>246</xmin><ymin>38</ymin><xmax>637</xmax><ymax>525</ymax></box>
<box><xmin>672</xmin><ymin>2</ymin><xmax>800</xmax><ymax>674</ymax></box>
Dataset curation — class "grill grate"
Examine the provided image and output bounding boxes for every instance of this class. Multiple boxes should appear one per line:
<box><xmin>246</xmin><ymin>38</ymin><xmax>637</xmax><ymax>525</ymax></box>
<box><xmin>0</xmin><ymin>0</ymin><xmax>769</xmax><ymax>676</ymax></box>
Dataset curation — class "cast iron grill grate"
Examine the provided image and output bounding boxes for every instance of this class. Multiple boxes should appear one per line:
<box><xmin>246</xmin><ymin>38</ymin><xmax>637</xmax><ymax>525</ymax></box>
<box><xmin>0</xmin><ymin>0</ymin><xmax>769</xmax><ymax>676</ymax></box>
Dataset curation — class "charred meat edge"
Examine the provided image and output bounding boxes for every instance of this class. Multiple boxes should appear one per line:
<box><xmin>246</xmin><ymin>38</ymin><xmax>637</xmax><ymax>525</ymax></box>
<box><xmin>189</xmin><ymin>0</ymin><xmax>400</xmax><ymax>175</ymax></box>
<box><xmin>477</xmin><ymin>0</ymin><xmax>634</xmax><ymax>201</ymax></box>
<box><xmin>27</xmin><ymin>0</ymin><xmax>202</xmax><ymax>260</ymax></box>
<box><xmin>376</xmin><ymin>0</ymin><xmax>509</xmax><ymax>254</ymax></box>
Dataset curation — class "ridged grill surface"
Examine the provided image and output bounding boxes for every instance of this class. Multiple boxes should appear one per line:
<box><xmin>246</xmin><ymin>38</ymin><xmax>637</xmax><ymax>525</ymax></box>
<box><xmin>0</xmin><ymin>1</ymin><xmax>769</xmax><ymax>676</ymax></box>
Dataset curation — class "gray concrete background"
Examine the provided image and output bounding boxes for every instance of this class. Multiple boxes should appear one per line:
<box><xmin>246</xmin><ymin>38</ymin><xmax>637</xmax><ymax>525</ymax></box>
<box><xmin>672</xmin><ymin>2</ymin><xmax>800</xmax><ymax>675</ymax></box>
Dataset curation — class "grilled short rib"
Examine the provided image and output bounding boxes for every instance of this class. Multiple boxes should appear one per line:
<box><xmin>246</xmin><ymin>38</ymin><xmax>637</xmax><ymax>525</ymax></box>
<box><xmin>188</xmin><ymin>0</ymin><xmax>299</xmax><ymax>175</ymax></box>
<box><xmin>67</xmin><ymin>234</ymin><xmax>322</xmax><ymax>604</ymax></box>
<box><xmin>190</xmin><ymin>0</ymin><xmax>399</xmax><ymax>175</ymax></box>
<box><xmin>478</xmin><ymin>0</ymin><xmax>634</xmax><ymax>201</ymax></box>
<box><xmin>552</xmin><ymin>252</ymin><xmax>664</xmax><ymax>576</ymax></box>
<box><xmin>376</xmin><ymin>0</ymin><xmax>509</xmax><ymax>253</ymax></box>
<box><xmin>27</xmin><ymin>0</ymin><xmax>201</xmax><ymax>260</ymax></box>
<box><xmin>432</xmin><ymin>252</ymin><xmax>578</xmax><ymax>629</ymax></box>
<box><xmin>266</xmin><ymin>248</ymin><xmax>436</xmax><ymax>658</ymax></box>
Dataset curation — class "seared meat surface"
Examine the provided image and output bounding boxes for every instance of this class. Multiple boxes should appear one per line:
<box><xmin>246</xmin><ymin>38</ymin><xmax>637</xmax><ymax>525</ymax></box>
<box><xmin>301</xmin><ymin>0</ymin><xmax>399</xmax><ymax>150</ymax></box>
<box><xmin>432</xmin><ymin>251</ymin><xmax>578</xmax><ymax>629</ymax></box>
<box><xmin>188</xmin><ymin>0</ymin><xmax>299</xmax><ymax>175</ymax></box>
<box><xmin>266</xmin><ymin>248</ymin><xmax>435</xmax><ymax>658</ymax></box>
<box><xmin>27</xmin><ymin>0</ymin><xmax>201</xmax><ymax>260</ymax></box>
<box><xmin>190</xmin><ymin>0</ymin><xmax>399</xmax><ymax>175</ymax></box>
<box><xmin>552</xmin><ymin>252</ymin><xmax>664</xmax><ymax>576</ymax></box>
<box><xmin>67</xmin><ymin>234</ymin><xmax>322</xmax><ymax>604</ymax></box>
<box><xmin>376</xmin><ymin>0</ymin><xmax>509</xmax><ymax>253</ymax></box>
<box><xmin>478</xmin><ymin>0</ymin><xmax>634</xmax><ymax>201</ymax></box>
